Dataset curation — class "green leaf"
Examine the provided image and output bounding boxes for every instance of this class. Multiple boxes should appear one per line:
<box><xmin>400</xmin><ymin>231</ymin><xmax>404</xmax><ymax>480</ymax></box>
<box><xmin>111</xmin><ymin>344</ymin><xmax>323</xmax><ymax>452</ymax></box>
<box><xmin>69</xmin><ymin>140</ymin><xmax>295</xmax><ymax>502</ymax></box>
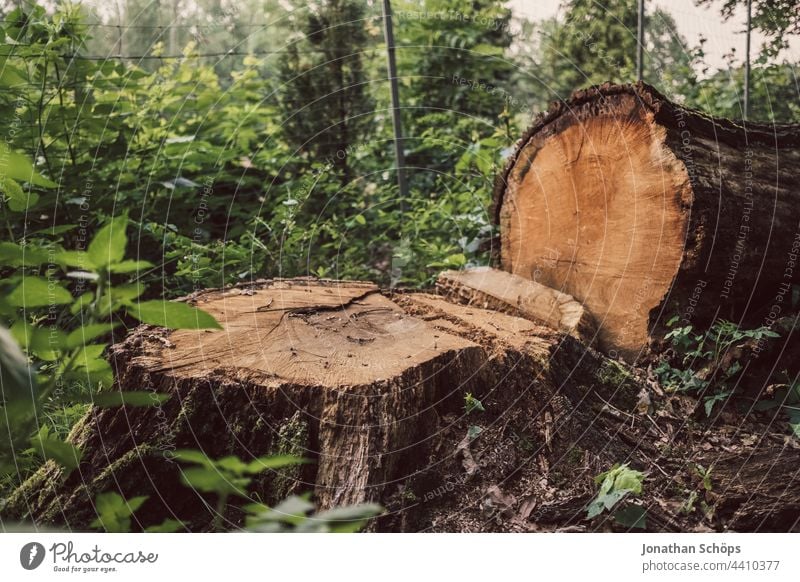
<box><xmin>7</xmin><ymin>276</ymin><xmax>72</xmax><ymax>307</ymax></box>
<box><xmin>614</xmin><ymin>467</ymin><xmax>644</xmax><ymax>495</ymax></box>
<box><xmin>0</xmin><ymin>58</ymin><xmax>27</xmax><ymax>87</ymax></box>
<box><xmin>145</xmin><ymin>519</ymin><xmax>184</xmax><ymax>533</ymax></box>
<box><xmin>53</xmin><ymin>250</ymin><xmax>96</xmax><ymax>270</ymax></box>
<box><xmin>179</xmin><ymin>467</ymin><xmax>243</xmax><ymax>496</ymax></box>
<box><xmin>1</xmin><ymin>177</ymin><xmax>39</xmax><ymax>211</ymax></box>
<box><xmin>174</xmin><ymin>449</ymin><xmax>214</xmax><ymax>467</ymax></box>
<box><xmin>66</xmin><ymin>323</ymin><xmax>119</xmax><ymax>349</ymax></box>
<box><xmin>0</xmin><ymin>242</ymin><xmax>50</xmax><ymax>267</ymax></box>
<box><xmin>70</xmin><ymin>291</ymin><xmax>95</xmax><ymax>315</ymax></box>
<box><xmin>91</xmin><ymin>492</ymin><xmax>148</xmax><ymax>533</ymax></box>
<box><xmin>72</xmin><ymin>344</ymin><xmax>108</xmax><ymax>370</ymax></box>
<box><xmin>30</xmin><ymin>428</ymin><xmax>82</xmax><ymax>471</ymax></box>
<box><xmin>587</xmin><ymin>464</ymin><xmax>644</xmax><ymax>519</ymax></box>
<box><xmin>127</xmin><ymin>300</ymin><xmax>222</xmax><ymax>330</ymax></box>
<box><xmin>109</xmin><ymin>259</ymin><xmax>154</xmax><ymax>274</ymax></box>
<box><xmin>10</xmin><ymin>320</ymin><xmax>67</xmax><ymax>353</ymax></box>
<box><xmin>110</xmin><ymin>283</ymin><xmax>144</xmax><ymax>302</ymax></box>
<box><xmin>614</xmin><ymin>505</ymin><xmax>647</xmax><ymax>529</ymax></box>
<box><xmin>0</xmin><ymin>325</ymin><xmax>36</xmax><ymax>403</ymax></box>
<box><xmin>0</xmin><ymin>142</ymin><xmax>57</xmax><ymax>188</ymax></box>
<box><xmin>88</xmin><ymin>214</ymin><xmax>128</xmax><ymax>268</ymax></box>
<box><xmin>216</xmin><ymin>456</ymin><xmax>249</xmax><ymax>474</ymax></box>
<box><xmin>248</xmin><ymin>495</ymin><xmax>314</xmax><ymax>526</ymax></box>
<box><xmin>245</xmin><ymin>455</ymin><xmax>306</xmax><ymax>474</ymax></box>
<box><xmin>90</xmin><ymin>391</ymin><xmax>171</xmax><ymax>408</ymax></box>
<box><xmin>304</xmin><ymin>503</ymin><xmax>383</xmax><ymax>533</ymax></box>
<box><xmin>467</xmin><ymin>425</ymin><xmax>483</xmax><ymax>440</ymax></box>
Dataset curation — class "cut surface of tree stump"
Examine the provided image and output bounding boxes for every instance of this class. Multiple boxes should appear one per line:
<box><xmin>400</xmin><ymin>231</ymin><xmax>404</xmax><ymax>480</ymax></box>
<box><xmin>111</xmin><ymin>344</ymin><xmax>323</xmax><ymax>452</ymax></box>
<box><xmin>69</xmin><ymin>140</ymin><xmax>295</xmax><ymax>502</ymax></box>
<box><xmin>6</xmin><ymin>278</ymin><xmax>800</xmax><ymax>533</ymax></box>
<box><xmin>494</xmin><ymin>82</ymin><xmax>800</xmax><ymax>359</ymax></box>
<box><xmin>437</xmin><ymin>267</ymin><xmax>597</xmax><ymax>344</ymax></box>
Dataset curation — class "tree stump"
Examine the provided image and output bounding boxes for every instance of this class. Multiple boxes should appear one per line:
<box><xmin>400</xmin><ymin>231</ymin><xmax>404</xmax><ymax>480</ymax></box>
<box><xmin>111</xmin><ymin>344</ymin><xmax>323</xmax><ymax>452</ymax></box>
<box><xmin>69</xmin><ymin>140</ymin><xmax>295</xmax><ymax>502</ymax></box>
<box><xmin>494</xmin><ymin>82</ymin><xmax>800</xmax><ymax>360</ymax></box>
<box><xmin>6</xmin><ymin>278</ymin><xmax>800</xmax><ymax>532</ymax></box>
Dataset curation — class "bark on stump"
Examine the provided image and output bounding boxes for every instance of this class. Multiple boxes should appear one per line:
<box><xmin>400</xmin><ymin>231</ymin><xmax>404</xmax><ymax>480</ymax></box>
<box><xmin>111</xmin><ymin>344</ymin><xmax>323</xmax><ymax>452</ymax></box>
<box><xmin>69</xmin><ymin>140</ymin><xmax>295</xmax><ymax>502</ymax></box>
<box><xmin>494</xmin><ymin>82</ymin><xmax>800</xmax><ymax>360</ymax></box>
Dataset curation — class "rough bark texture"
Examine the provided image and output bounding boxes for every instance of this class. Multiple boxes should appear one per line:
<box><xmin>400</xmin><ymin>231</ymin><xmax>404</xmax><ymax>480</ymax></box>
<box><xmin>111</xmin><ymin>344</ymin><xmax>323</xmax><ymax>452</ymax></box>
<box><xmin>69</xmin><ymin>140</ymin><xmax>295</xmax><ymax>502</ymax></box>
<box><xmin>493</xmin><ymin>82</ymin><xmax>800</xmax><ymax>360</ymax></box>
<box><xmin>5</xmin><ymin>278</ymin><xmax>799</xmax><ymax>533</ymax></box>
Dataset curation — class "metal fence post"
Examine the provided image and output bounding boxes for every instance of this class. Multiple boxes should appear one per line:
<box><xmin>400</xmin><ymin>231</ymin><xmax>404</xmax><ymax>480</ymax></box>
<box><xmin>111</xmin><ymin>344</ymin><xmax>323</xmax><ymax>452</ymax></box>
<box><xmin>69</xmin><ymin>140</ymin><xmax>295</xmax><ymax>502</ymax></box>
<box><xmin>636</xmin><ymin>0</ymin><xmax>645</xmax><ymax>81</ymax></box>
<box><xmin>744</xmin><ymin>0</ymin><xmax>752</xmax><ymax>120</ymax></box>
<box><xmin>381</xmin><ymin>0</ymin><xmax>409</xmax><ymax>205</ymax></box>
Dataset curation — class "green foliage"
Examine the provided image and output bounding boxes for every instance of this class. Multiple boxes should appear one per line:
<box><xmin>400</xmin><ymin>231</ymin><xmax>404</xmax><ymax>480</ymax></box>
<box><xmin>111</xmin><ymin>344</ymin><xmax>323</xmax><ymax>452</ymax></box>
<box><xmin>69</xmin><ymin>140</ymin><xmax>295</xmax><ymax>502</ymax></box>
<box><xmin>29</xmin><ymin>426</ymin><xmax>82</xmax><ymax>471</ymax></box>
<box><xmin>687</xmin><ymin>62</ymin><xmax>800</xmax><ymax>123</ymax></box>
<box><xmin>656</xmin><ymin>317</ymin><xmax>780</xmax><ymax>417</ymax></box>
<box><xmin>694</xmin><ymin>464</ymin><xmax>714</xmax><ymax>493</ymax></box>
<box><xmin>0</xmin><ymin>130</ymin><xmax>220</xmax><ymax>491</ymax></box>
<box><xmin>245</xmin><ymin>495</ymin><xmax>383</xmax><ymax>533</ymax></box>
<box><xmin>89</xmin><ymin>455</ymin><xmax>382</xmax><ymax>533</ymax></box>
<box><xmin>277</xmin><ymin>0</ymin><xmax>375</xmax><ymax>185</ymax></box>
<box><xmin>90</xmin><ymin>492</ymin><xmax>149</xmax><ymax>533</ymax></box>
<box><xmin>171</xmin><ymin>450</ymin><xmax>381</xmax><ymax>532</ymax></box>
<box><xmin>753</xmin><ymin>379</ymin><xmax>800</xmax><ymax>438</ymax></box>
<box><xmin>697</xmin><ymin>0</ymin><xmax>800</xmax><ymax>57</ymax></box>
<box><xmin>529</xmin><ymin>0</ymin><xmax>700</xmax><ymax>105</ymax></box>
<box><xmin>464</xmin><ymin>392</ymin><xmax>485</xmax><ymax>414</ymax></box>
<box><xmin>175</xmin><ymin>449</ymin><xmax>306</xmax><ymax>531</ymax></box>
<box><xmin>586</xmin><ymin>463</ymin><xmax>646</xmax><ymax>528</ymax></box>
<box><xmin>0</xmin><ymin>210</ymin><xmax>220</xmax><ymax>481</ymax></box>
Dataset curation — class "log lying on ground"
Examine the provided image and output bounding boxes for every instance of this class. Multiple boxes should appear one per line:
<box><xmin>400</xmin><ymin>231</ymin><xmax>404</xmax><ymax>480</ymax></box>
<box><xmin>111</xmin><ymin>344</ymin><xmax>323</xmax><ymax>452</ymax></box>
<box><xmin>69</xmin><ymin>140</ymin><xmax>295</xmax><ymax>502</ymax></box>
<box><xmin>6</xmin><ymin>278</ymin><xmax>800</xmax><ymax>532</ymax></box>
<box><xmin>437</xmin><ymin>267</ymin><xmax>597</xmax><ymax>344</ymax></box>
<box><xmin>494</xmin><ymin>82</ymin><xmax>800</xmax><ymax>360</ymax></box>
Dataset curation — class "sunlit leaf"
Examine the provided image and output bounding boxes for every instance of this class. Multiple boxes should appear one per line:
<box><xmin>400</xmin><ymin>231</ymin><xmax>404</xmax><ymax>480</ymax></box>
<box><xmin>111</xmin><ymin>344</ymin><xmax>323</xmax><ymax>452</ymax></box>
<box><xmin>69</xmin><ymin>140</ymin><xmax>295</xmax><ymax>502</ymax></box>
<box><xmin>127</xmin><ymin>300</ymin><xmax>221</xmax><ymax>330</ymax></box>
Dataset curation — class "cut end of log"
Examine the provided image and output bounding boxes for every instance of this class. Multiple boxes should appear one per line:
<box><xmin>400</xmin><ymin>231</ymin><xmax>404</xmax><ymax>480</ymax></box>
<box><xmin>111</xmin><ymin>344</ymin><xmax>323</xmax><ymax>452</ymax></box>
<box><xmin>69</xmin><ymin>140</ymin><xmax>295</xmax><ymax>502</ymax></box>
<box><xmin>153</xmin><ymin>278</ymin><xmax>468</xmax><ymax>387</ymax></box>
<box><xmin>494</xmin><ymin>82</ymin><xmax>800</xmax><ymax>359</ymax></box>
<box><xmin>497</xmin><ymin>86</ymin><xmax>690</xmax><ymax>358</ymax></box>
<box><xmin>436</xmin><ymin>267</ymin><xmax>597</xmax><ymax>344</ymax></box>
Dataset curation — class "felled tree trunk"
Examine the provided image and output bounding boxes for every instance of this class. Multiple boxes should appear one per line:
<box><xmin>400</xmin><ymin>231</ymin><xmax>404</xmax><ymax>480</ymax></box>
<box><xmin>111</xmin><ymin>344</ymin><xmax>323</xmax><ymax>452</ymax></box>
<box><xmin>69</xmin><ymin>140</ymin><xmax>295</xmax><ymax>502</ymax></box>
<box><xmin>6</xmin><ymin>278</ymin><xmax>800</xmax><ymax>533</ymax></box>
<box><xmin>494</xmin><ymin>82</ymin><xmax>800</xmax><ymax>360</ymax></box>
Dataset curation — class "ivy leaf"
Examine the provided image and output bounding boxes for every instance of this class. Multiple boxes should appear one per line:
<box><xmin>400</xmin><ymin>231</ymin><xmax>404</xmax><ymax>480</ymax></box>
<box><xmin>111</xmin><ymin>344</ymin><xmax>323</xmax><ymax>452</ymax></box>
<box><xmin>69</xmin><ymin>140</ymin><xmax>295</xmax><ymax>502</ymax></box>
<box><xmin>127</xmin><ymin>300</ymin><xmax>221</xmax><ymax>330</ymax></box>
